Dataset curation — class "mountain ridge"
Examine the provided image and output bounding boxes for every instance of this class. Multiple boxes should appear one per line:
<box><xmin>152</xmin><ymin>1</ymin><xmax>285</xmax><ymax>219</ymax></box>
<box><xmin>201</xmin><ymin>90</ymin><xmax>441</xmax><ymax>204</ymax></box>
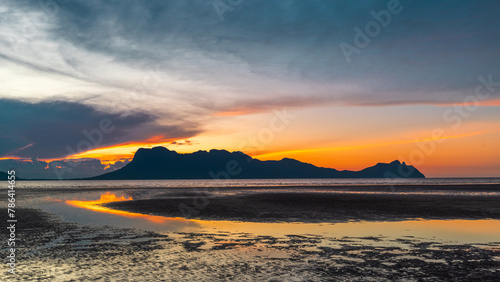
<box><xmin>89</xmin><ymin>146</ymin><xmax>425</xmax><ymax>180</ymax></box>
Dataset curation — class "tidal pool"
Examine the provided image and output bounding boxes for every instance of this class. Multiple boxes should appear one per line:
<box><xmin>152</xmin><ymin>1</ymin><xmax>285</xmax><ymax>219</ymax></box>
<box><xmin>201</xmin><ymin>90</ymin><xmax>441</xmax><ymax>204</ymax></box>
<box><xmin>38</xmin><ymin>191</ymin><xmax>500</xmax><ymax>246</ymax></box>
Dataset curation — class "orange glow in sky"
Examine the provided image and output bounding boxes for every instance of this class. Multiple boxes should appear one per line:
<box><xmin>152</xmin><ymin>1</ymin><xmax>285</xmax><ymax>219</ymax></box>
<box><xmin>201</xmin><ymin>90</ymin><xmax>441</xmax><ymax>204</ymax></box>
<box><xmin>2</xmin><ymin>1</ymin><xmax>500</xmax><ymax>181</ymax></box>
<box><xmin>254</xmin><ymin>130</ymin><xmax>495</xmax><ymax>159</ymax></box>
<box><xmin>63</xmin><ymin>140</ymin><xmax>177</xmax><ymax>164</ymax></box>
<box><xmin>15</xmin><ymin>102</ymin><xmax>498</xmax><ymax>178</ymax></box>
<box><xmin>53</xmin><ymin>126</ymin><xmax>499</xmax><ymax>177</ymax></box>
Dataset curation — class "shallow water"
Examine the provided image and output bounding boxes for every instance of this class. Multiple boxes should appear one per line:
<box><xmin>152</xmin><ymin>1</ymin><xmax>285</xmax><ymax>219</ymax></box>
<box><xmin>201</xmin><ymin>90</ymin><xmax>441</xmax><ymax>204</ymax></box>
<box><xmin>26</xmin><ymin>188</ymin><xmax>500</xmax><ymax>246</ymax></box>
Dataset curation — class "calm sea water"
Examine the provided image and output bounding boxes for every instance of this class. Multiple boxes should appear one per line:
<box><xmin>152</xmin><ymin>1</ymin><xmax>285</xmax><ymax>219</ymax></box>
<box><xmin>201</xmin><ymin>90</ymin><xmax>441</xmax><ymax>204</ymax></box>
<box><xmin>16</xmin><ymin>177</ymin><xmax>500</xmax><ymax>189</ymax></box>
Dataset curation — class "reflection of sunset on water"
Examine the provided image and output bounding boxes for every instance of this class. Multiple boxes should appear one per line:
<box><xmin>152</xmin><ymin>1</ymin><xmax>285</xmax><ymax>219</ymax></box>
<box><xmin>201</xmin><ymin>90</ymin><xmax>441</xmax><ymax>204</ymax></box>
<box><xmin>62</xmin><ymin>192</ymin><xmax>500</xmax><ymax>245</ymax></box>
<box><xmin>65</xmin><ymin>192</ymin><xmax>186</xmax><ymax>224</ymax></box>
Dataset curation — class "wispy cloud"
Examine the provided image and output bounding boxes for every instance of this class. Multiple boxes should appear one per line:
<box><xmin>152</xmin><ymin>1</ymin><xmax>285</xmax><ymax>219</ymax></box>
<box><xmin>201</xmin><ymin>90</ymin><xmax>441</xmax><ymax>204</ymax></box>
<box><xmin>1</xmin><ymin>0</ymin><xmax>499</xmax><ymax>114</ymax></box>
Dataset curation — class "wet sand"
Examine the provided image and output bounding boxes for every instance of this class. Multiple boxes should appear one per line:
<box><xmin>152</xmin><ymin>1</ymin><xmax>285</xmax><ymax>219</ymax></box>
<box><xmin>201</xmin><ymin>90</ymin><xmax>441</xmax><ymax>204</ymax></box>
<box><xmin>106</xmin><ymin>184</ymin><xmax>500</xmax><ymax>223</ymax></box>
<box><xmin>2</xmin><ymin>184</ymin><xmax>500</xmax><ymax>280</ymax></box>
<box><xmin>2</xmin><ymin>208</ymin><xmax>500</xmax><ymax>281</ymax></box>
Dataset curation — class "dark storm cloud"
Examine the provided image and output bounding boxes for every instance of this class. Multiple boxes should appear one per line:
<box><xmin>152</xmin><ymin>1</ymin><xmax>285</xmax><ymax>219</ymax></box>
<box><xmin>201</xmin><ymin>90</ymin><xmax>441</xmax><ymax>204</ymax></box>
<box><xmin>0</xmin><ymin>99</ymin><xmax>200</xmax><ymax>159</ymax></box>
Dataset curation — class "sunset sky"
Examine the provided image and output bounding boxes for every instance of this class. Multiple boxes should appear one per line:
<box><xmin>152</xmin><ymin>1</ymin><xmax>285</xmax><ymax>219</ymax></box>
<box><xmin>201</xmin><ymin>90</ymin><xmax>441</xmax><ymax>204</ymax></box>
<box><xmin>0</xmin><ymin>0</ymin><xmax>499</xmax><ymax>178</ymax></box>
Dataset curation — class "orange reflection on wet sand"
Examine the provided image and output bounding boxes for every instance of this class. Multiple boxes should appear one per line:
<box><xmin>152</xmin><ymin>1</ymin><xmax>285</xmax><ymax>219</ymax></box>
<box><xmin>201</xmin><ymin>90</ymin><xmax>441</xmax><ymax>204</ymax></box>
<box><xmin>63</xmin><ymin>193</ymin><xmax>500</xmax><ymax>244</ymax></box>
<box><xmin>414</xmin><ymin>219</ymin><xmax>500</xmax><ymax>235</ymax></box>
<box><xmin>65</xmin><ymin>192</ymin><xmax>186</xmax><ymax>224</ymax></box>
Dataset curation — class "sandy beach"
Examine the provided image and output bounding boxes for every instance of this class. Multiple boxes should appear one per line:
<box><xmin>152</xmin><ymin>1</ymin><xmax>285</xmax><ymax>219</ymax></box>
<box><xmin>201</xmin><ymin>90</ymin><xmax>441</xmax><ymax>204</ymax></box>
<box><xmin>1</xmin><ymin>183</ymin><xmax>499</xmax><ymax>280</ymax></box>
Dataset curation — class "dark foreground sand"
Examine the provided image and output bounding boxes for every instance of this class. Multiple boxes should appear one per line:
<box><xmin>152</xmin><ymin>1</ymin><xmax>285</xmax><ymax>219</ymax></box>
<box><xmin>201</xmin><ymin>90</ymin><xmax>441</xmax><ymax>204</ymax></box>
<box><xmin>107</xmin><ymin>184</ymin><xmax>500</xmax><ymax>223</ymax></box>
<box><xmin>2</xmin><ymin>184</ymin><xmax>500</xmax><ymax>280</ymax></box>
<box><xmin>1</xmin><ymin>208</ymin><xmax>500</xmax><ymax>281</ymax></box>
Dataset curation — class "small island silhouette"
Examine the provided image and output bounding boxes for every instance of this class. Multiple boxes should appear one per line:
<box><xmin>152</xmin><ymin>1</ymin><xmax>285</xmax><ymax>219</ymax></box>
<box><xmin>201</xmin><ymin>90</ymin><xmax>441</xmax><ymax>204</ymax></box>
<box><xmin>89</xmin><ymin>146</ymin><xmax>425</xmax><ymax>180</ymax></box>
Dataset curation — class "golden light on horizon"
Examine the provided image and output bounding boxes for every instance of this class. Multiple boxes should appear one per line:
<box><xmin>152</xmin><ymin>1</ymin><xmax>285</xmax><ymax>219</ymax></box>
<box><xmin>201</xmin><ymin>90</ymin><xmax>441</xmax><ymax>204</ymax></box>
<box><xmin>10</xmin><ymin>117</ymin><xmax>498</xmax><ymax>177</ymax></box>
<box><xmin>30</xmin><ymin>126</ymin><xmax>498</xmax><ymax>178</ymax></box>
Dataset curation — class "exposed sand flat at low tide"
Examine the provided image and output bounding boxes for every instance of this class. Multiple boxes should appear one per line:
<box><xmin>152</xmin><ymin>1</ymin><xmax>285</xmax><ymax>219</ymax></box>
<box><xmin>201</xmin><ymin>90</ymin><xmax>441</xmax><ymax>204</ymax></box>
<box><xmin>2</xmin><ymin>184</ymin><xmax>500</xmax><ymax>281</ymax></box>
<box><xmin>1</xmin><ymin>208</ymin><xmax>500</xmax><ymax>281</ymax></box>
<box><xmin>106</xmin><ymin>184</ymin><xmax>500</xmax><ymax>223</ymax></box>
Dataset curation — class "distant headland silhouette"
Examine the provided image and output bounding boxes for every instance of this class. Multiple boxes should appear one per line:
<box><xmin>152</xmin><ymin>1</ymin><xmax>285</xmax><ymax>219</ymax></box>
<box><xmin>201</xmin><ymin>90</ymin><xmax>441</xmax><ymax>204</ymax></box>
<box><xmin>89</xmin><ymin>146</ymin><xmax>425</xmax><ymax>180</ymax></box>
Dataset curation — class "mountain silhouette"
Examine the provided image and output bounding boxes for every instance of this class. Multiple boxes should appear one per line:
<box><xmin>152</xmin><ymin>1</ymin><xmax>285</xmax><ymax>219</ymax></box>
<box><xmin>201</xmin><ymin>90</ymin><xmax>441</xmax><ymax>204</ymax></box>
<box><xmin>90</xmin><ymin>147</ymin><xmax>425</xmax><ymax>180</ymax></box>
<box><xmin>0</xmin><ymin>171</ymin><xmax>20</xmax><ymax>180</ymax></box>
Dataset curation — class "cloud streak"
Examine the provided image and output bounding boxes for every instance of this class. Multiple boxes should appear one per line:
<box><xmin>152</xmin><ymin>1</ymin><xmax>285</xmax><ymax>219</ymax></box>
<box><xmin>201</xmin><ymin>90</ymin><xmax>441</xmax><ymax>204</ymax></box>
<box><xmin>1</xmin><ymin>0</ymin><xmax>499</xmax><ymax>115</ymax></box>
